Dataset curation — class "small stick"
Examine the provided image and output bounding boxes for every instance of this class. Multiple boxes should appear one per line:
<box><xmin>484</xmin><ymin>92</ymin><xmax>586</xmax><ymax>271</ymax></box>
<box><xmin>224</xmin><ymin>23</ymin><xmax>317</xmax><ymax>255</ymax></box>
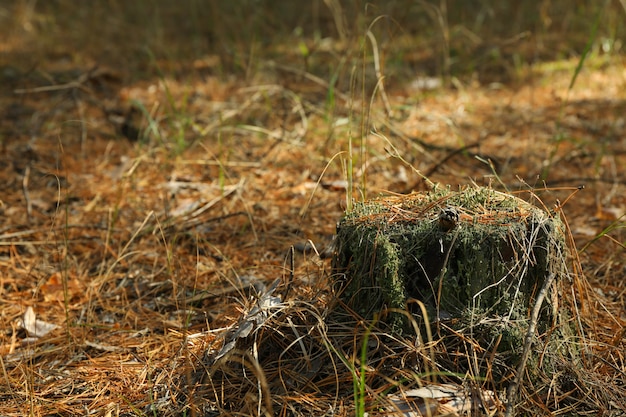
<box><xmin>14</xmin><ymin>65</ymin><xmax>98</xmax><ymax>94</ymax></box>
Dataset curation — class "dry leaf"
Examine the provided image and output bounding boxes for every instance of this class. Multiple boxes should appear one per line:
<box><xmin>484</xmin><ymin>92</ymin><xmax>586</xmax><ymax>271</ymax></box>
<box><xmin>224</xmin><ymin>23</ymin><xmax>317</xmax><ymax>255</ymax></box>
<box><xmin>41</xmin><ymin>272</ymin><xmax>83</xmax><ymax>302</ymax></box>
<box><xmin>20</xmin><ymin>306</ymin><xmax>57</xmax><ymax>338</ymax></box>
<box><xmin>387</xmin><ymin>383</ymin><xmax>501</xmax><ymax>417</ymax></box>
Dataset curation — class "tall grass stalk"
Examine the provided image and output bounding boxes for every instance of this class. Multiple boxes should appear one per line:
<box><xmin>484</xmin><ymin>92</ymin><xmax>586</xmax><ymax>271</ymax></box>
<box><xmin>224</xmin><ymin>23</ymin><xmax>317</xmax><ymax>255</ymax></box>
<box><xmin>355</xmin><ymin>322</ymin><xmax>374</xmax><ymax>417</ymax></box>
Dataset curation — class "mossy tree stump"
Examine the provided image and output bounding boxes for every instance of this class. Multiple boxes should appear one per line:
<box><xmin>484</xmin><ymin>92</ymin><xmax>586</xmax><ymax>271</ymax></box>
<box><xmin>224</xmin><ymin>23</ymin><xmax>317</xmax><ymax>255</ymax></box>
<box><xmin>332</xmin><ymin>186</ymin><xmax>573</xmax><ymax>384</ymax></box>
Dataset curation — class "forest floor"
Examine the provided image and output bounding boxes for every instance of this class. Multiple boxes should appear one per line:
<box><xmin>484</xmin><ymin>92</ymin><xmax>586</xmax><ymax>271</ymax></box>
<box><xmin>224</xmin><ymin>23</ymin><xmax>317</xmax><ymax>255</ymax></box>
<box><xmin>1</xmin><ymin>8</ymin><xmax>625</xmax><ymax>416</ymax></box>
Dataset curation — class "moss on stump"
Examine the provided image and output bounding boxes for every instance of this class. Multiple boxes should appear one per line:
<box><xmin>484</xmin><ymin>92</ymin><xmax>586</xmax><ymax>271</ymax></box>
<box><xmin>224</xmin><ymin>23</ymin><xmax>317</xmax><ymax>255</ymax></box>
<box><xmin>332</xmin><ymin>185</ymin><xmax>569</xmax><ymax>344</ymax></box>
<box><xmin>332</xmin><ymin>186</ymin><xmax>579</xmax><ymax>392</ymax></box>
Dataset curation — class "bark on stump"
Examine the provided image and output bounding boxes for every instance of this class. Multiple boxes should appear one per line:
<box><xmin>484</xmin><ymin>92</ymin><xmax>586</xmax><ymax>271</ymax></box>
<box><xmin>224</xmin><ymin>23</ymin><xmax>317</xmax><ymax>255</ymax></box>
<box><xmin>332</xmin><ymin>186</ymin><xmax>573</xmax><ymax>384</ymax></box>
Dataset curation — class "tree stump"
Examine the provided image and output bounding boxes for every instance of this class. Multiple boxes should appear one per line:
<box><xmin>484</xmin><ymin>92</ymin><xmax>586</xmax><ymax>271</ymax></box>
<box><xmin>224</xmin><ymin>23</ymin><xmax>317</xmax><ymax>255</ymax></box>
<box><xmin>332</xmin><ymin>186</ymin><xmax>572</xmax><ymax>374</ymax></box>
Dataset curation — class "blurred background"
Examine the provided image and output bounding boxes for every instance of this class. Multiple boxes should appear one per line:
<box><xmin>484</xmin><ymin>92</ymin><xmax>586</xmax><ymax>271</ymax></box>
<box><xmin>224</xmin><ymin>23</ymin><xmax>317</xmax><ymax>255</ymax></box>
<box><xmin>2</xmin><ymin>0</ymin><xmax>623</xmax><ymax>86</ymax></box>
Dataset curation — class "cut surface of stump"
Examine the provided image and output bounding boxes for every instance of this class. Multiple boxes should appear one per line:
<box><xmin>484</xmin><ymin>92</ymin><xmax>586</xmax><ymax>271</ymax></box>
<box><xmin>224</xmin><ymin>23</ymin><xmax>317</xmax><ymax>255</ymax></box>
<box><xmin>332</xmin><ymin>186</ymin><xmax>568</xmax><ymax>337</ymax></box>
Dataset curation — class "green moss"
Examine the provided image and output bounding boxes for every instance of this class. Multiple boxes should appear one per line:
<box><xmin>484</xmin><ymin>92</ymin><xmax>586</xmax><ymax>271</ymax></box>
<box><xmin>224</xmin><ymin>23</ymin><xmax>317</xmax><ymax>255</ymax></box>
<box><xmin>333</xmin><ymin>186</ymin><xmax>567</xmax><ymax>330</ymax></box>
<box><xmin>332</xmin><ymin>185</ymin><xmax>577</xmax><ymax>392</ymax></box>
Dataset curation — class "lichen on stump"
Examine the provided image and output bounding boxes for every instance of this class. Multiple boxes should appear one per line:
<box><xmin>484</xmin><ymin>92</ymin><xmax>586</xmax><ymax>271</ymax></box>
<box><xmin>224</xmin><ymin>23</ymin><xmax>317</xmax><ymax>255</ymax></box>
<box><xmin>332</xmin><ymin>186</ymin><xmax>568</xmax><ymax>335</ymax></box>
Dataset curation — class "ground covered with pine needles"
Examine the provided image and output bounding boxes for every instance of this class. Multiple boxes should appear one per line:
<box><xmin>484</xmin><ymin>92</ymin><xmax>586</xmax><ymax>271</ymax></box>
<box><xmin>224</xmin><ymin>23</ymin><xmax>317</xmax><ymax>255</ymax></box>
<box><xmin>1</xmin><ymin>2</ymin><xmax>625</xmax><ymax>416</ymax></box>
